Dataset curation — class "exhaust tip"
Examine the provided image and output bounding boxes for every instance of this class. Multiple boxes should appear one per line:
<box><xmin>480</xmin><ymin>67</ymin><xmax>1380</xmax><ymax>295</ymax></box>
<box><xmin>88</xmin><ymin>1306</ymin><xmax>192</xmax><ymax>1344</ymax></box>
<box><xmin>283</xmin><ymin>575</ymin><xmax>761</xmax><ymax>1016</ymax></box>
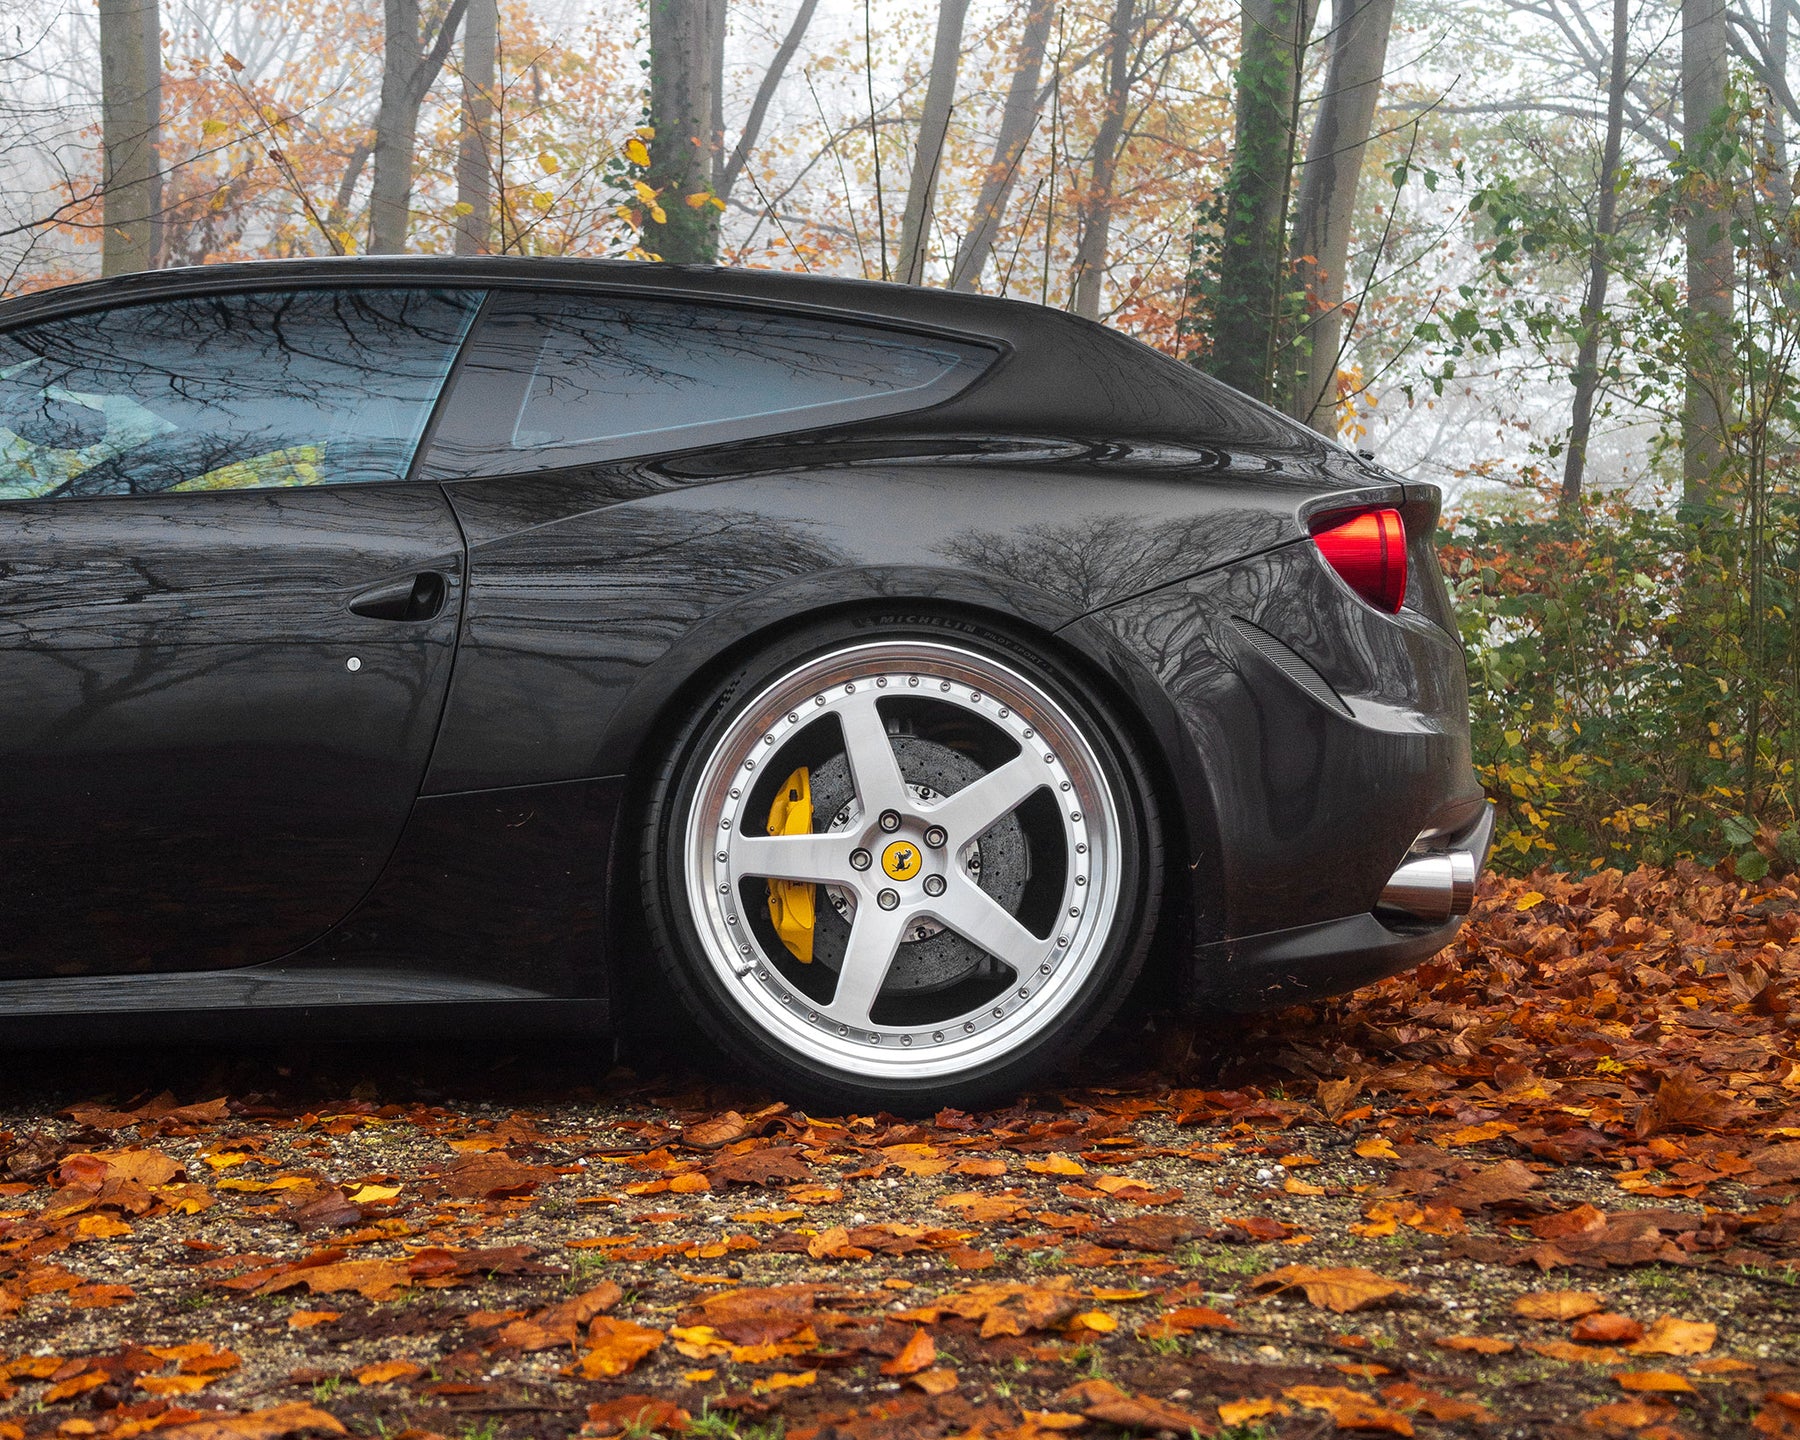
<box><xmin>1377</xmin><ymin>848</ymin><xmax>1477</xmax><ymax>925</ymax></box>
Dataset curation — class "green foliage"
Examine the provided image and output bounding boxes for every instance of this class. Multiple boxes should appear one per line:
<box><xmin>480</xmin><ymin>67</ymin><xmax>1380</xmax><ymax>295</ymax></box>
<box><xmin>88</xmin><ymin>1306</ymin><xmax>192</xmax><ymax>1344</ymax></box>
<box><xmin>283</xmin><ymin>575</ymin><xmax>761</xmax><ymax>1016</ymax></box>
<box><xmin>1447</xmin><ymin>486</ymin><xmax>1800</xmax><ymax>874</ymax></box>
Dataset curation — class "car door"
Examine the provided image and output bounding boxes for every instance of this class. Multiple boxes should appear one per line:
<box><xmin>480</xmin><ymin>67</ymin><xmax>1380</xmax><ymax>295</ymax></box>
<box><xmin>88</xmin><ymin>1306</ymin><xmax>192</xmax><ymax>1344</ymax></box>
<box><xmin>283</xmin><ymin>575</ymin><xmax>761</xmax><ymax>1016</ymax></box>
<box><xmin>0</xmin><ymin>284</ymin><xmax>480</xmax><ymax>977</ymax></box>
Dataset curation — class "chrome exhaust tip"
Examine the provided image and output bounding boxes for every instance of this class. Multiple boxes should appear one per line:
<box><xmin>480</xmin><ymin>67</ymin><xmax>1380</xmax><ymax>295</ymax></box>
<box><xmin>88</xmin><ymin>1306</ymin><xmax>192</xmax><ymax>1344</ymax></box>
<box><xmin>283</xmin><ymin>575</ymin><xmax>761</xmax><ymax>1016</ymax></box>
<box><xmin>1377</xmin><ymin>848</ymin><xmax>1477</xmax><ymax>924</ymax></box>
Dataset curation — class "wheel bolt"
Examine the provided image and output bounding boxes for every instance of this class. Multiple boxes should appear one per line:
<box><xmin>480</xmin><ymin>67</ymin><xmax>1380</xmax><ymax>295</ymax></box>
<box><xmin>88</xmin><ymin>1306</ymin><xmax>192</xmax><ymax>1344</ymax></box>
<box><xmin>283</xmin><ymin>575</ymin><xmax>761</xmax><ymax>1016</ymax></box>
<box><xmin>878</xmin><ymin>810</ymin><xmax>902</xmax><ymax>833</ymax></box>
<box><xmin>850</xmin><ymin>848</ymin><xmax>872</xmax><ymax>871</ymax></box>
<box><xmin>923</xmin><ymin>825</ymin><xmax>947</xmax><ymax>849</ymax></box>
<box><xmin>877</xmin><ymin>888</ymin><xmax>900</xmax><ymax>910</ymax></box>
<box><xmin>923</xmin><ymin>874</ymin><xmax>946</xmax><ymax>897</ymax></box>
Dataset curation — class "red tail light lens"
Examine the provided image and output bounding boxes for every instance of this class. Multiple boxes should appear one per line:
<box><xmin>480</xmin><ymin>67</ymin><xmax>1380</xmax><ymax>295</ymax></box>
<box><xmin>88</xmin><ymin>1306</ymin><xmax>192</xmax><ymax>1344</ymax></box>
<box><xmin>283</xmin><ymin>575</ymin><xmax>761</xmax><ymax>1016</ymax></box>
<box><xmin>1311</xmin><ymin>508</ymin><xmax>1408</xmax><ymax>613</ymax></box>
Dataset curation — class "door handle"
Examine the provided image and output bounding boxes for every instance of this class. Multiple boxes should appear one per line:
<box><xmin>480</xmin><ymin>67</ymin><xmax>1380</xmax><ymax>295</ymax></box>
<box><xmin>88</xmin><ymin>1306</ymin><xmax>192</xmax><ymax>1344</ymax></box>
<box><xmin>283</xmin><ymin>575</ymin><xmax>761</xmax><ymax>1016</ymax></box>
<box><xmin>348</xmin><ymin>571</ymin><xmax>448</xmax><ymax>622</ymax></box>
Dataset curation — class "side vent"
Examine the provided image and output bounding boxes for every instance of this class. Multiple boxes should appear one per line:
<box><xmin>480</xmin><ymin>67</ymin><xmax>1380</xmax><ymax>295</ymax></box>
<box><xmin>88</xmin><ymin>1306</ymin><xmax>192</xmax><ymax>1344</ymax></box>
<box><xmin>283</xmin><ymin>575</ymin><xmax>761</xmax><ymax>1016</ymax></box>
<box><xmin>1228</xmin><ymin>618</ymin><xmax>1351</xmax><ymax>716</ymax></box>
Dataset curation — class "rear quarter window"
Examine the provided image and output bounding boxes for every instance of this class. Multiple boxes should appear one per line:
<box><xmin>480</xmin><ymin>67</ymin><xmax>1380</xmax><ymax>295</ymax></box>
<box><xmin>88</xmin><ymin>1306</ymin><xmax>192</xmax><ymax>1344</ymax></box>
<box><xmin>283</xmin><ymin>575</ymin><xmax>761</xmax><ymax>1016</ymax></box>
<box><xmin>422</xmin><ymin>293</ymin><xmax>992</xmax><ymax>479</ymax></box>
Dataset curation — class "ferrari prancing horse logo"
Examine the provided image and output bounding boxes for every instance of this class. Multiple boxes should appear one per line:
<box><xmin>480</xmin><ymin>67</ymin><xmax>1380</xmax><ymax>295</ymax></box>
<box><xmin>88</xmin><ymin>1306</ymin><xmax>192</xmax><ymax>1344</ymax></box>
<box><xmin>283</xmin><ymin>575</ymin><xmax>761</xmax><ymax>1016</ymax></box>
<box><xmin>881</xmin><ymin>840</ymin><xmax>922</xmax><ymax>881</ymax></box>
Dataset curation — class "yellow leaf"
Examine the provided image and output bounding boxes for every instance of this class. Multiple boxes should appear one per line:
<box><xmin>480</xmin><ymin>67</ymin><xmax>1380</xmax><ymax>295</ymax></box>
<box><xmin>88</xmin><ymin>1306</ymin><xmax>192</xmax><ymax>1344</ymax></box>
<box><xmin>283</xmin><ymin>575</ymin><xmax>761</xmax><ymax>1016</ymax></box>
<box><xmin>1617</xmin><ymin>1371</ymin><xmax>1695</xmax><ymax>1393</ymax></box>
<box><xmin>685</xmin><ymin>191</ymin><xmax>713</xmax><ymax>209</ymax></box>
<box><xmin>1355</xmin><ymin>1137</ymin><xmax>1399</xmax><ymax>1160</ymax></box>
<box><xmin>752</xmin><ymin>1370</ymin><xmax>816</xmax><ymax>1394</ymax></box>
<box><xmin>1071</xmin><ymin>1311</ymin><xmax>1117</xmax><ymax>1332</ymax></box>
<box><xmin>77</xmin><ymin>1214</ymin><xmax>132</xmax><ymax>1238</ymax></box>
<box><xmin>650</xmin><ymin>205</ymin><xmax>667</xmax><ymax>225</ymax></box>
<box><xmin>1220</xmin><ymin>1398</ymin><xmax>1290</xmax><ymax>1425</ymax></box>
<box><xmin>1516</xmin><ymin>890</ymin><xmax>1546</xmax><ymax>910</ymax></box>
<box><xmin>624</xmin><ymin>138</ymin><xmax>650</xmax><ymax>166</ymax></box>
<box><xmin>1026</xmin><ymin>1154</ymin><xmax>1085</xmax><ymax>1176</ymax></box>
<box><xmin>538</xmin><ymin>151</ymin><xmax>560</xmax><ymax>174</ymax></box>
<box><xmin>633</xmin><ymin>179</ymin><xmax>657</xmax><ymax>204</ymax></box>
<box><xmin>137</xmin><ymin>1375</ymin><xmax>216</xmax><ymax>1396</ymax></box>
<box><xmin>683</xmin><ymin>1369</ymin><xmax>715</xmax><ymax>1383</ymax></box>
<box><xmin>355</xmin><ymin>1360</ymin><xmax>424</xmax><ymax>1385</ymax></box>
<box><xmin>347</xmin><ymin>1183</ymin><xmax>401</xmax><ymax>1204</ymax></box>
<box><xmin>532</xmin><ymin>190</ymin><xmax>554</xmax><ymax>211</ymax></box>
<box><xmin>201</xmin><ymin>118</ymin><xmax>229</xmax><ymax>138</ymax></box>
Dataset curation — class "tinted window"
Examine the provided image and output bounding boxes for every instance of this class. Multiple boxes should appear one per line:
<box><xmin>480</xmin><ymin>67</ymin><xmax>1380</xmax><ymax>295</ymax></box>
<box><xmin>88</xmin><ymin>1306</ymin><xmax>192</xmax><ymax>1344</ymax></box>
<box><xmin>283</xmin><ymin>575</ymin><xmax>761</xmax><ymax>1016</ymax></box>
<box><xmin>425</xmin><ymin>294</ymin><xmax>990</xmax><ymax>477</ymax></box>
<box><xmin>0</xmin><ymin>287</ymin><xmax>480</xmax><ymax>501</ymax></box>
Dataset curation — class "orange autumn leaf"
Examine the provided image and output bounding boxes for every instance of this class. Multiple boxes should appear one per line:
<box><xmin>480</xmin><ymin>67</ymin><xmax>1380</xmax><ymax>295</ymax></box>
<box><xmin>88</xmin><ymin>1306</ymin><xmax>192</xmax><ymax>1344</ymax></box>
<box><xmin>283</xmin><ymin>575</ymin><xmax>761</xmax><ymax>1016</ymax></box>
<box><xmin>1514</xmin><ymin>1290</ymin><xmax>1606</xmax><ymax>1321</ymax></box>
<box><xmin>1572</xmin><ymin>1313</ymin><xmax>1645</xmax><ymax>1345</ymax></box>
<box><xmin>155</xmin><ymin>1402</ymin><xmax>348</xmax><ymax>1440</ymax></box>
<box><xmin>1250</xmin><ymin>1265</ymin><xmax>1416</xmax><ymax>1313</ymax></box>
<box><xmin>880</xmin><ymin>1328</ymin><xmax>936</xmax><ymax>1377</ymax></box>
<box><xmin>1220</xmin><ymin>1398</ymin><xmax>1290</xmax><ymax>1425</ymax></box>
<box><xmin>354</xmin><ymin>1360</ymin><xmax>424</xmax><ymax>1385</ymax></box>
<box><xmin>1617</xmin><ymin>1371</ymin><xmax>1697</xmax><ymax>1393</ymax></box>
<box><xmin>1628</xmin><ymin>1317</ymin><xmax>1717</xmax><ymax>1356</ymax></box>
<box><xmin>1026</xmin><ymin>1153</ymin><xmax>1086</xmax><ymax>1176</ymax></box>
<box><xmin>1434</xmin><ymin>1335</ymin><xmax>1513</xmax><ymax>1354</ymax></box>
<box><xmin>1284</xmin><ymin>1384</ymin><xmax>1415</xmax><ymax>1436</ymax></box>
<box><xmin>571</xmin><ymin>1318</ymin><xmax>664</xmax><ymax>1378</ymax></box>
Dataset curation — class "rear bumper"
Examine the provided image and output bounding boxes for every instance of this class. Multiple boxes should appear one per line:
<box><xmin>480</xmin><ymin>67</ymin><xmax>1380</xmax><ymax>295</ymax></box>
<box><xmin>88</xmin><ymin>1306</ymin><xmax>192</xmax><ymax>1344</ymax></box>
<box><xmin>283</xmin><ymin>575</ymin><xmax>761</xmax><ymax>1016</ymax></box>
<box><xmin>1185</xmin><ymin>801</ymin><xmax>1495</xmax><ymax>1011</ymax></box>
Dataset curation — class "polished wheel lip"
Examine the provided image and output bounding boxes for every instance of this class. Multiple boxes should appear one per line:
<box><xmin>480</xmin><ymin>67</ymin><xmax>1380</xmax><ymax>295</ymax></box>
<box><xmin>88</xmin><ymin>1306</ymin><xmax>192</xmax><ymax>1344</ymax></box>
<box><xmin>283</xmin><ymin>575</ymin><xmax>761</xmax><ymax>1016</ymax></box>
<box><xmin>682</xmin><ymin>639</ymin><xmax>1124</xmax><ymax>1081</ymax></box>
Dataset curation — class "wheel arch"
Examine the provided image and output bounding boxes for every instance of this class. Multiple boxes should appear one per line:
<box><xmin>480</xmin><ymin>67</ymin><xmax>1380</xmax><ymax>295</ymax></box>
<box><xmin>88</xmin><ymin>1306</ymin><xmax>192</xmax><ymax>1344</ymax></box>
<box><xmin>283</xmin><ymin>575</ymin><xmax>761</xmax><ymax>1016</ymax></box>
<box><xmin>598</xmin><ymin>573</ymin><xmax>1220</xmax><ymax>1020</ymax></box>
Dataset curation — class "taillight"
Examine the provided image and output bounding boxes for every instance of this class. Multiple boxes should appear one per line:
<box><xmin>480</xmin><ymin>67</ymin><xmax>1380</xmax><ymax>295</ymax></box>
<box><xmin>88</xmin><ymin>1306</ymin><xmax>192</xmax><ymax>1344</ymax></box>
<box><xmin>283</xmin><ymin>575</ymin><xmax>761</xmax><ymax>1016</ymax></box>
<box><xmin>1311</xmin><ymin>507</ymin><xmax>1408</xmax><ymax>613</ymax></box>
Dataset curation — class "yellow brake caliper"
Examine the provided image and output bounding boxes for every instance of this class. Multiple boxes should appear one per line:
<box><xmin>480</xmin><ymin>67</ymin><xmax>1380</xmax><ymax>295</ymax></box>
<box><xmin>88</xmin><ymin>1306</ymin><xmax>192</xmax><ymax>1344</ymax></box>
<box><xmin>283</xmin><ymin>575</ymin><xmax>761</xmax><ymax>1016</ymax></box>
<box><xmin>766</xmin><ymin>767</ymin><xmax>816</xmax><ymax>963</ymax></box>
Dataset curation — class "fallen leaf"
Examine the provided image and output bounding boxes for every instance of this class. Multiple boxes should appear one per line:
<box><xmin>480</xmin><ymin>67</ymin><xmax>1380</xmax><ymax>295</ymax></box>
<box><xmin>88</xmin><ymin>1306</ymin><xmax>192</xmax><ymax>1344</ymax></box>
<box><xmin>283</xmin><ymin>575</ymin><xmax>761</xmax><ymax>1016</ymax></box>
<box><xmin>1285</xmin><ymin>1384</ymin><xmax>1415</xmax><ymax>1436</ymax></box>
<box><xmin>355</xmin><ymin>1360</ymin><xmax>424</xmax><ymax>1385</ymax></box>
<box><xmin>571</xmin><ymin>1318</ymin><xmax>664</xmax><ymax>1378</ymax></box>
<box><xmin>1435</xmin><ymin>1335</ymin><xmax>1513</xmax><ymax>1354</ymax></box>
<box><xmin>583</xmin><ymin>1396</ymin><xmax>691</xmax><ymax>1435</ymax></box>
<box><xmin>1628</xmin><ymin>1317</ymin><xmax>1716</xmax><ymax>1356</ymax></box>
<box><xmin>1617</xmin><ymin>1372</ymin><xmax>1697</xmax><ymax>1393</ymax></box>
<box><xmin>1250</xmin><ymin>1265</ymin><xmax>1415</xmax><ymax>1313</ymax></box>
<box><xmin>1515</xmin><ymin>1290</ymin><xmax>1606</xmax><ymax>1321</ymax></box>
<box><xmin>881</xmin><ymin>1328</ymin><xmax>937</xmax><ymax>1376</ymax></box>
<box><xmin>1573</xmin><ymin>1313</ymin><xmax>1646</xmax><ymax>1344</ymax></box>
<box><xmin>156</xmin><ymin>1403</ymin><xmax>347</xmax><ymax>1440</ymax></box>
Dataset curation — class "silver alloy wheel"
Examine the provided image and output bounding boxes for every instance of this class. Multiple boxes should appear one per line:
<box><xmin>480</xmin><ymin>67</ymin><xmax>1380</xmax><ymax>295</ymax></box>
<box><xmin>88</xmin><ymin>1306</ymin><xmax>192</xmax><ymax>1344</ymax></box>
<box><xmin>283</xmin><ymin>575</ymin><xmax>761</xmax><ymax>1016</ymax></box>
<box><xmin>682</xmin><ymin>639</ymin><xmax>1124</xmax><ymax>1080</ymax></box>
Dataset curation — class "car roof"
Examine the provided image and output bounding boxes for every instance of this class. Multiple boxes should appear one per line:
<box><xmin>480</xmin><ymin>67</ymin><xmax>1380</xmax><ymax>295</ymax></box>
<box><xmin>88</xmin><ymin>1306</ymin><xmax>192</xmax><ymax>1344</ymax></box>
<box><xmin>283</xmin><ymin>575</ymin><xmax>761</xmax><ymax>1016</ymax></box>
<box><xmin>0</xmin><ymin>255</ymin><xmax>1334</xmax><ymax>460</ymax></box>
<box><xmin>0</xmin><ymin>256</ymin><xmax>1065</xmax><ymax>348</ymax></box>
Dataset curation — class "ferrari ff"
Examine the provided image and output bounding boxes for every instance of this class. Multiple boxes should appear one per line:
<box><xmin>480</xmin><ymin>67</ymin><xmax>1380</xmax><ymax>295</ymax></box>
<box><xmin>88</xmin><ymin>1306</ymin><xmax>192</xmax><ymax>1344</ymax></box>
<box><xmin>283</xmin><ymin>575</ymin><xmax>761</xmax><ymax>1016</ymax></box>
<box><xmin>0</xmin><ymin>258</ymin><xmax>1491</xmax><ymax>1109</ymax></box>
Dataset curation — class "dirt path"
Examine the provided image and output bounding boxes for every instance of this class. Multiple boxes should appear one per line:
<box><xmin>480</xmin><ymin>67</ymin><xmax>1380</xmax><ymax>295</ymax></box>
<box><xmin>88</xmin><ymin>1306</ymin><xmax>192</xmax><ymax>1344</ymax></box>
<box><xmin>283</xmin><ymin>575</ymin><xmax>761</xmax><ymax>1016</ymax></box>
<box><xmin>4</xmin><ymin>863</ymin><xmax>1800</xmax><ymax>1440</ymax></box>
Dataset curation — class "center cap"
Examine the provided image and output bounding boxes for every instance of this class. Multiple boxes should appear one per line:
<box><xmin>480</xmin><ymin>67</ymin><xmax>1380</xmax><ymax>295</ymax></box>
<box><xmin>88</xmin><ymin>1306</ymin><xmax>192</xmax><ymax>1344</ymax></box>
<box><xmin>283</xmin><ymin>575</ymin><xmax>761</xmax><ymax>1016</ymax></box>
<box><xmin>881</xmin><ymin>839</ymin><xmax>922</xmax><ymax>881</ymax></box>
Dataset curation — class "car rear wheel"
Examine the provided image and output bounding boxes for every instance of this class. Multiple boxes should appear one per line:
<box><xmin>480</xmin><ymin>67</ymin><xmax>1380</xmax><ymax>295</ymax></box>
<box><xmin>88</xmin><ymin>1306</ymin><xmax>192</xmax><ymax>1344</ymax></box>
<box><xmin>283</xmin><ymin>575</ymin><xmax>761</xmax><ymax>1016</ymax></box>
<box><xmin>640</xmin><ymin>614</ymin><xmax>1162</xmax><ymax>1112</ymax></box>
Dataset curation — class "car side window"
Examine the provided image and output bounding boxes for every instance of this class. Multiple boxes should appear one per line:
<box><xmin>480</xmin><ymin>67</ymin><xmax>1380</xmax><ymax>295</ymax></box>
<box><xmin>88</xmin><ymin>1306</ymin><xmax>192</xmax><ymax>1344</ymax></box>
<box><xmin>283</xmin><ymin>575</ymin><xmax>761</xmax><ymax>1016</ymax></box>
<box><xmin>422</xmin><ymin>293</ymin><xmax>993</xmax><ymax>479</ymax></box>
<box><xmin>0</xmin><ymin>287</ymin><xmax>481</xmax><ymax>501</ymax></box>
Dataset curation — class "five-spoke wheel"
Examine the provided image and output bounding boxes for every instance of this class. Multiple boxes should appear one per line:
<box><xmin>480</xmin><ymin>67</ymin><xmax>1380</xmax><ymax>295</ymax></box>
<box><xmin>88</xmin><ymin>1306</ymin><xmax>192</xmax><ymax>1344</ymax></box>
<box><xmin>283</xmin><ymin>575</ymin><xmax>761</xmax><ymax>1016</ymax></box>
<box><xmin>642</xmin><ymin>617</ymin><xmax>1160</xmax><ymax>1111</ymax></box>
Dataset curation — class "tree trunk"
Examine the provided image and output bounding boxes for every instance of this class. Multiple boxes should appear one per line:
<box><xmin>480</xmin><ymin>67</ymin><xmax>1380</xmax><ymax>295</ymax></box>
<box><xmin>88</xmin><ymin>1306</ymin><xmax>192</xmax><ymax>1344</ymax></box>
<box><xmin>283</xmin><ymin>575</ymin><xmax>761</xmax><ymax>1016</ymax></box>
<box><xmin>1560</xmin><ymin>0</ymin><xmax>1628</xmax><ymax>509</ymax></box>
<box><xmin>1205</xmin><ymin>0</ymin><xmax>1318</xmax><ymax>400</ymax></box>
<box><xmin>1284</xmin><ymin>0</ymin><xmax>1394</xmax><ymax>434</ymax></box>
<box><xmin>897</xmin><ymin>0</ymin><xmax>972</xmax><ymax>285</ymax></box>
<box><xmin>646</xmin><ymin>0</ymin><xmax>727</xmax><ymax>264</ymax></box>
<box><xmin>1681</xmin><ymin>0</ymin><xmax>1734</xmax><ymax>513</ymax></box>
<box><xmin>951</xmin><ymin>0</ymin><xmax>1056</xmax><ymax>293</ymax></box>
<box><xmin>453</xmin><ymin>0</ymin><xmax>497</xmax><ymax>255</ymax></box>
<box><xmin>718</xmin><ymin>0</ymin><xmax>819</xmax><ymax>203</ymax></box>
<box><xmin>369</xmin><ymin>0</ymin><xmax>425</xmax><ymax>254</ymax></box>
<box><xmin>1069</xmin><ymin>0</ymin><xmax>1135</xmax><ymax>319</ymax></box>
<box><xmin>99</xmin><ymin>0</ymin><xmax>160</xmax><ymax>275</ymax></box>
<box><xmin>370</xmin><ymin>0</ymin><xmax>471</xmax><ymax>254</ymax></box>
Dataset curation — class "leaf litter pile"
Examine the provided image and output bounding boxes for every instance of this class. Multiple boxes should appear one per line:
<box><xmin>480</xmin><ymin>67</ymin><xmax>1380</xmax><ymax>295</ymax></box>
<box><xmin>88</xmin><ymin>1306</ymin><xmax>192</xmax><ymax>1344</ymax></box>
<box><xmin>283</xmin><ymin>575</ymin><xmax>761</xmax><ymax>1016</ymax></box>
<box><xmin>8</xmin><ymin>866</ymin><xmax>1800</xmax><ymax>1439</ymax></box>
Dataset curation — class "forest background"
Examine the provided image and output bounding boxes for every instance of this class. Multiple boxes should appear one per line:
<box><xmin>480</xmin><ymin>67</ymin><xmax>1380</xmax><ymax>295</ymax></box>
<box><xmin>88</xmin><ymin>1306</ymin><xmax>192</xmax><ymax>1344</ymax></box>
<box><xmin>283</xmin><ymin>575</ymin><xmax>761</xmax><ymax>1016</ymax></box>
<box><xmin>0</xmin><ymin>0</ymin><xmax>1791</xmax><ymax>880</ymax></box>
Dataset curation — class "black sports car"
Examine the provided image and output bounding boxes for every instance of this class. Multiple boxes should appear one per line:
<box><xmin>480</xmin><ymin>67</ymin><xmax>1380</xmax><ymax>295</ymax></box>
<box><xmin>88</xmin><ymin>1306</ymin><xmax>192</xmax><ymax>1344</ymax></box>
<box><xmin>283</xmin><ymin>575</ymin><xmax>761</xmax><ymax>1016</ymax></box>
<box><xmin>0</xmin><ymin>257</ymin><xmax>1491</xmax><ymax>1109</ymax></box>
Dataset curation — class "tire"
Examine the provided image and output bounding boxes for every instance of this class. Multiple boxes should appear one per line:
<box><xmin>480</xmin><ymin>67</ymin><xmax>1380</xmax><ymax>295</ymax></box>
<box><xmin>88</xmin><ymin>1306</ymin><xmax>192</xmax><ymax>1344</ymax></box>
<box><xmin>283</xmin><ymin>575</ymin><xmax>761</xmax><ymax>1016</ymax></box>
<box><xmin>639</xmin><ymin>610</ymin><xmax>1163</xmax><ymax>1113</ymax></box>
